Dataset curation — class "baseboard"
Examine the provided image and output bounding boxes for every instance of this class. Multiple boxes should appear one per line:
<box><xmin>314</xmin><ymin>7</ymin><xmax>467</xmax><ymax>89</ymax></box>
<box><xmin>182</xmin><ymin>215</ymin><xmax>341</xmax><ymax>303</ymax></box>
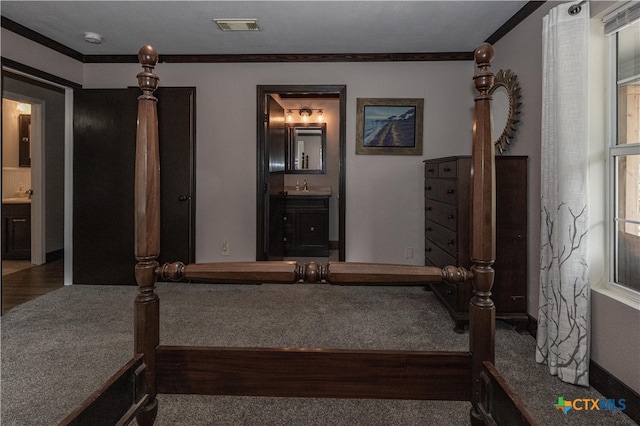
<box><xmin>526</xmin><ymin>315</ymin><xmax>639</xmax><ymax>424</ymax></box>
<box><xmin>590</xmin><ymin>360</ymin><xmax>640</xmax><ymax>424</ymax></box>
<box><xmin>46</xmin><ymin>249</ymin><xmax>64</xmax><ymax>263</ymax></box>
<box><xmin>526</xmin><ymin>314</ymin><xmax>537</xmax><ymax>337</ymax></box>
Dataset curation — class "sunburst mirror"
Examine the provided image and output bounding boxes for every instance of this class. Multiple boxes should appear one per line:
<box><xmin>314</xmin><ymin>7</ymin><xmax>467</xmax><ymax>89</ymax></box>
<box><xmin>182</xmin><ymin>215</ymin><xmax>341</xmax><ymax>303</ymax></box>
<box><xmin>490</xmin><ymin>69</ymin><xmax>522</xmax><ymax>154</ymax></box>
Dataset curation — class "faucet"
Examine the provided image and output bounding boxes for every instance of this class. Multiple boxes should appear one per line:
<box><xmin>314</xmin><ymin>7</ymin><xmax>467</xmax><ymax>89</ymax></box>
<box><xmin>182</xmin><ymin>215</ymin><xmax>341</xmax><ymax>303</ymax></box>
<box><xmin>303</xmin><ymin>180</ymin><xmax>308</xmax><ymax>191</ymax></box>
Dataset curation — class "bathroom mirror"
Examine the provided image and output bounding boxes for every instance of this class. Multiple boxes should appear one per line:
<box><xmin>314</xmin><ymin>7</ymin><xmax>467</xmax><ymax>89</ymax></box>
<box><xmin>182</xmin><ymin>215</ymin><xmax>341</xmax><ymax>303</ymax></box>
<box><xmin>285</xmin><ymin>123</ymin><xmax>326</xmax><ymax>174</ymax></box>
<box><xmin>489</xmin><ymin>69</ymin><xmax>522</xmax><ymax>154</ymax></box>
<box><xmin>18</xmin><ymin>114</ymin><xmax>31</xmax><ymax>167</ymax></box>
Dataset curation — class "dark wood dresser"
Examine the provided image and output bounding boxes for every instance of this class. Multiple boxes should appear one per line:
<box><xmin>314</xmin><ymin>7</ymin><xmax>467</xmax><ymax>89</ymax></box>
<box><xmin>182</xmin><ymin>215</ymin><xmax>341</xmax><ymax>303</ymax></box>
<box><xmin>424</xmin><ymin>156</ymin><xmax>528</xmax><ymax>332</ymax></box>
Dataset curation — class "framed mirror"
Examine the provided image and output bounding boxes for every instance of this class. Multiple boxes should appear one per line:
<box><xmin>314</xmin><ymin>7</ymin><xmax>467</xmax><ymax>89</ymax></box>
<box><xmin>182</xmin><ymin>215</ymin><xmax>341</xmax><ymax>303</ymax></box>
<box><xmin>489</xmin><ymin>69</ymin><xmax>522</xmax><ymax>154</ymax></box>
<box><xmin>285</xmin><ymin>123</ymin><xmax>326</xmax><ymax>174</ymax></box>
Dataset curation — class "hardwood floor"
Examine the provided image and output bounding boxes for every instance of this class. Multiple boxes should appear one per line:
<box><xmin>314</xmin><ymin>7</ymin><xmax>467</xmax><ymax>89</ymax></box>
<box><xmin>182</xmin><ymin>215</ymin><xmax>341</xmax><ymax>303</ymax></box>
<box><xmin>1</xmin><ymin>259</ymin><xmax>64</xmax><ymax>315</ymax></box>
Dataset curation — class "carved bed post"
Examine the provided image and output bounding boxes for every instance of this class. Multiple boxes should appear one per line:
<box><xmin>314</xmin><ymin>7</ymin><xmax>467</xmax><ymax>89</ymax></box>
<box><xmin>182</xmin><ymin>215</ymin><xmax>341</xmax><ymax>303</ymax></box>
<box><xmin>134</xmin><ymin>45</ymin><xmax>160</xmax><ymax>425</ymax></box>
<box><xmin>469</xmin><ymin>43</ymin><xmax>496</xmax><ymax>425</ymax></box>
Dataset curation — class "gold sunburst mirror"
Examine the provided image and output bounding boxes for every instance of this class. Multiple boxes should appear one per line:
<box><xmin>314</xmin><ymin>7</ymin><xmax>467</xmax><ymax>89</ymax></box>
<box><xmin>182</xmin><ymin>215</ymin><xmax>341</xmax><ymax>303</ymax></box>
<box><xmin>490</xmin><ymin>69</ymin><xmax>522</xmax><ymax>153</ymax></box>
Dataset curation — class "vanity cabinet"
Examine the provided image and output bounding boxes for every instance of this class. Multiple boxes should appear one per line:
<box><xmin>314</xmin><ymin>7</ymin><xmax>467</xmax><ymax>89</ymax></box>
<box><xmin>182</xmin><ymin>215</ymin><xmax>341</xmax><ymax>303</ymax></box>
<box><xmin>424</xmin><ymin>156</ymin><xmax>528</xmax><ymax>332</ymax></box>
<box><xmin>271</xmin><ymin>195</ymin><xmax>329</xmax><ymax>257</ymax></box>
<box><xmin>2</xmin><ymin>202</ymin><xmax>31</xmax><ymax>260</ymax></box>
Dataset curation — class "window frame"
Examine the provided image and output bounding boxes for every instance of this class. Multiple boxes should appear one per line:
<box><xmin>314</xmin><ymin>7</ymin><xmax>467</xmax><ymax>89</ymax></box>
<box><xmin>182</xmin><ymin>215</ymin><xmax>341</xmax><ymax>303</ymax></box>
<box><xmin>606</xmin><ymin>27</ymin><xmax>640</xmax><ymax>299</ymax></box>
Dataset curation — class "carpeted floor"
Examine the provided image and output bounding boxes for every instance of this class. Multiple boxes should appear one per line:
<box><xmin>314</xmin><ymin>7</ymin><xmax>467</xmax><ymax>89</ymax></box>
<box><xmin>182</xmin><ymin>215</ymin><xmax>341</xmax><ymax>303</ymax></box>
<box><xmin>1</xmin><ymin>283</ymin><xmax>636</xmax><ymax>425</ymax></box>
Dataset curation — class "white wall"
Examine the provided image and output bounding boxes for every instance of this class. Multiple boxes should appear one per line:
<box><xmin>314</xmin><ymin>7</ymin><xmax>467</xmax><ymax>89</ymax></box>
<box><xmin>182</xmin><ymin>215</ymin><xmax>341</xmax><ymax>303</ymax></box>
<box><xmin>83</xmin><ymin>60</ymin><xmax>475</xmax><ymax>264</ymax></box>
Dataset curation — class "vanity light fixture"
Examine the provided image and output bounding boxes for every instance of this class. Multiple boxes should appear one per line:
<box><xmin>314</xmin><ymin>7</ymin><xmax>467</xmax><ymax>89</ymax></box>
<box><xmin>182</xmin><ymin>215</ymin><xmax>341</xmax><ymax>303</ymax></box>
<box><xmin>293</xmin><ymin>107</ymin><xmax>324</xmax><ymax>122</ymax></box>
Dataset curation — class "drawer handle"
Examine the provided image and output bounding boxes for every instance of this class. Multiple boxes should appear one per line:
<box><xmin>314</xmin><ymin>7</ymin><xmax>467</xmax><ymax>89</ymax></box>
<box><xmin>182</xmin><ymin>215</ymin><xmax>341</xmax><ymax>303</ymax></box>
<box><xmin>283</xmin><ymin>237</ymin><xmax>287</xmax><ymax>241</ymax></box>
<box><xmin>310</xmin><ymin>227</ymin><xmax>315</xmax><ymax>232</ymax></box>
<box><xmin>12</xmin><ymin>219</ymin><xmax>27</xmax><ymax>223</ymax></box>
<box><xmin>447</xmin><ymin>189</ymin><xmax>455</xmax><ymax>194</ymax></box>
<box><xmin>426</xmin><ymin>247</ymin><xmax>432</xmax><ymax>252</ymax></box>
<box><xmin>443</xmin><ymin>167</ymin><xmax>451</xmax><ymax>172</ymax></box>
<box><xmin>426</xmin><ymin>227</ymin><xmax>432</xmax><ymax>231</ymax></box>
<box><xmin>427</xmin><ymin>168</ymin><xmax>436</xmax><ymax>173</ymax></box>
<box><xmin>426</xmin><ymin>186</ymin><xmax>432</xmax><ymax>191</ymax></box>
<box><xmin>447</xmin><ymin>240</ymin><xmax>455</xmax><ymax>245</ymax></box>
<box><xmin>283</xmin><ymin>216</ymin><xmax>287</xmax><ymax>221</ymax></box>
<box><xmin>426</xmin><ymin>206</ymin><xmax>432</xmax><ymax>211</ymax></box>
<box><xmin>447</xmin><ymin>214</ymin><xmax>455</xmax><ymax>219</ymax></box>
<box><xmin>447</xmin><ymin>290</ymin><xmax>454</xmax><ymax>295</ymax></box>
<box><xmin>511</xmin><ymin>296</ymin><xmax>525</xmax><ymax>301</ymax></box>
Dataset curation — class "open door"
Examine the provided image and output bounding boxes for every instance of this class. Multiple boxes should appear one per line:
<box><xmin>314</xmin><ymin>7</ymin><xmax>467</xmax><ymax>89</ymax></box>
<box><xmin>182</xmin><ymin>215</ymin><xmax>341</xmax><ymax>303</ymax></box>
<box><xmin>265</xmin><ymin>95</ymin><xmax>286</xmax><ymax>259</ymax></box>
<box><xmin>73</xmin><ymin>87</ymin><xmax>195</xmax><ymax>284</ymax></box>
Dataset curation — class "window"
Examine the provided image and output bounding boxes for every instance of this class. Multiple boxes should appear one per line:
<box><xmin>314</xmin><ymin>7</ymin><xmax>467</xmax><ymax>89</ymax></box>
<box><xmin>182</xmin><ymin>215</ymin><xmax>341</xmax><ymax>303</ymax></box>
<box><xmin>607</xmin><ymin>5</ymin><xmax>640</xmax><ymax>293</ymax></box>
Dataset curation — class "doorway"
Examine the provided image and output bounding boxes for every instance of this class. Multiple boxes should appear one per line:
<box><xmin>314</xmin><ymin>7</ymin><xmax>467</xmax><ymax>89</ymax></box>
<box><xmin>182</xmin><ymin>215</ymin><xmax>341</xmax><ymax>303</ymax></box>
<box><xmin>2</xmin><ymin>93</ymin><xmax>45</xmax><ymax>266</ymax></box>
<box><xmin>256</xmin><ymin>85</ymin><xmax>346</xmax><ymax>261</ymax></box>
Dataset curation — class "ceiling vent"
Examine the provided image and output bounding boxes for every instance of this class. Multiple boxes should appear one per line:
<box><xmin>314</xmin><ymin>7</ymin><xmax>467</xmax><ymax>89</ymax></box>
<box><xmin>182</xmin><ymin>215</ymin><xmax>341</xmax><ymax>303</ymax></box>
<box><xmin>214</xmin><ymin>19</ymin><xmax>260</xmax><ymax>31</ymax></box>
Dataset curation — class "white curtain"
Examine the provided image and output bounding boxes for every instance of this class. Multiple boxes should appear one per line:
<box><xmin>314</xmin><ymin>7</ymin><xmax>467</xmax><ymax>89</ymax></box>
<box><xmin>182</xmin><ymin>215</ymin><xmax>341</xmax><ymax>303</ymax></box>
<box><xmin>536</xmin><ymin>2</ymin><xmax>590</xmax><ymax>386</ymax></box>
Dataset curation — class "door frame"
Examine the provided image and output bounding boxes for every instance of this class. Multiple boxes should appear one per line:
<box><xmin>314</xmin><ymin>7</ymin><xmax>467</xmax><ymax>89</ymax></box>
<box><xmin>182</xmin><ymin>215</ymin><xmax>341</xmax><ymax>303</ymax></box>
<box><xmin>256</xmin><ymin>85</ymin><xmax>346</xmax><ymax>261</ymax></box>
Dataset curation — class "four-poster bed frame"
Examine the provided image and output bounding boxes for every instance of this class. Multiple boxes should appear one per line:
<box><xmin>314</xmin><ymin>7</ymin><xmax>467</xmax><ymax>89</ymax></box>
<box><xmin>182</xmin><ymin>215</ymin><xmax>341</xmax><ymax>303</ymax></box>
<box><xmin>61</xmin><ymin>43</ymin><xmax>537</xmax><ymax>425</ymax></box>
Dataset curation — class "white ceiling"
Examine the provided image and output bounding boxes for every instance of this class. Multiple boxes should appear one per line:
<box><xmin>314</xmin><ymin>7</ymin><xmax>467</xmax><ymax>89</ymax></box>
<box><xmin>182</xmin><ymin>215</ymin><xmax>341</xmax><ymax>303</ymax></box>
<box><xmin>0</xmin><ymin>1</ymin><xmax>530</xmax><ymax>56</ymax></box>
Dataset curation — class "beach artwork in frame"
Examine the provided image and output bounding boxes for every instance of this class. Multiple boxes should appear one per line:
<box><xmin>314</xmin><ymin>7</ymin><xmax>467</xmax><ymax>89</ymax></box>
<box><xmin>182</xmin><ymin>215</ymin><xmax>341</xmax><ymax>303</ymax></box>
<box><xmin>356</xmin><ymin>98</ymin><xmax>424</xmax><ymax>155</ymax></box>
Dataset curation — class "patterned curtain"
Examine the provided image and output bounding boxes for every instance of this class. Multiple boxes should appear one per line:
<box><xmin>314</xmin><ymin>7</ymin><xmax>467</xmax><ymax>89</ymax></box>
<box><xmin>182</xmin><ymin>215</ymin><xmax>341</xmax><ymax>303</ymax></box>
<box><xmin>536</xmin><ymin>2</ymin><xmax>590</xmax><ymax>386</ymax></box>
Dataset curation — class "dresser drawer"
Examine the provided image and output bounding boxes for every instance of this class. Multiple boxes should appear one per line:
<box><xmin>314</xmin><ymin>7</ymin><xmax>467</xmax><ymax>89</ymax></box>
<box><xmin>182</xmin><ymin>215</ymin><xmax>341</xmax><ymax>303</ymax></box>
<box><xmin>425</xmin><ymin>199</ymin><xmax>458</xmax><ymax>232</ymax></box>
<box><xmin>424</xmin><ymin>163</ymin><xmax>439</xmax><ymax>178</ymax></box>
<box><xmin>424</xmin><ymin>178</ymin><xmax>459</xmax><ymax>205</ymax></box>
<box><xmin>425</xmin><ymin>219</ymin><xmax>458</xmax><ymax>257</ymax></box>
<box><xmin>438</xmin><ymin>160</ymin><xmax>458</xmax><ymax>178</ymax></box>
<box><xmin>431</xmin><ymin>280</ymin><xmax>458</xmax><ymax>310</ymax></box>
<box><xmin>425</xmin><ymin>239</ymin><xmax>457</xmax><ymax>268</ymax></box>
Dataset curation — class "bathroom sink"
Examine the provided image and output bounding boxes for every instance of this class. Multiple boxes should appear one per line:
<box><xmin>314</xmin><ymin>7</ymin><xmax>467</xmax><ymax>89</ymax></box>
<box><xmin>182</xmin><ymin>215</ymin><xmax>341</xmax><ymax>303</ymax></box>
<box><xmin>285</xmin><ymin>187</ymin><xmax>332</xmax><ymax>196</ymax></box>
<box><xmin>2</xmin><ymin>197</ymin><xmax>31</xmax><ymax>204</ymax></box>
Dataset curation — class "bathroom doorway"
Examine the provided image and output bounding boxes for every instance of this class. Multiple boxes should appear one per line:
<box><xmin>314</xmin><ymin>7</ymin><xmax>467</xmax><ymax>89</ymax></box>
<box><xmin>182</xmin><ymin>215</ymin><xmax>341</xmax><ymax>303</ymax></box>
<box><xmin>2</xmin><ymin>69</ymin><xmax>67</xmax><ymax>279</ymax></box>
<box><xmin>2</xmin><ymin>96</ymin><xmax>44</xmax><ymax>266</ymax></box>
<box><xmin>256</xmin><ymin>85</ymin><xmax>346</xmax><ymax>262</ymax></box>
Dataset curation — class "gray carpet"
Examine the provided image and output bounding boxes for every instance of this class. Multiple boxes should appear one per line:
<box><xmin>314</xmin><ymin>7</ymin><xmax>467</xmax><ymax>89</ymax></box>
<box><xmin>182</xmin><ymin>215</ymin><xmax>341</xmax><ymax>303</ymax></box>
<box><xmin>1</xmin><ymin>283</ymin><xmax>635</xmax><ymax>425</ymax></box>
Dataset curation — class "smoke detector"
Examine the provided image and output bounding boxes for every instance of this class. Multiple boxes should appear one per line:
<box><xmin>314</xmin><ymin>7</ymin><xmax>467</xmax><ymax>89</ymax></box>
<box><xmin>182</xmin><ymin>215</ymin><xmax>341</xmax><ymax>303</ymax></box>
<box><xmin>213</xmin><ymin>19</ymin><xmax>260</xmax><ymax>31</ymax></box>
<box><xmin>84</xmin><ymin>32</ymin><xmax>103</xmax><ymax>44</ymax></box>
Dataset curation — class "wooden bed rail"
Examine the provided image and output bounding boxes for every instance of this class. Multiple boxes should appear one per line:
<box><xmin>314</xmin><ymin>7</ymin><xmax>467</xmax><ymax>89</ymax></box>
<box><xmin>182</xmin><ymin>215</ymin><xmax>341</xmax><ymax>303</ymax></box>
<box><xmin>156</xmin><ymin>260</ymin><xmax>473</xmax><ymax>285</ymax></box>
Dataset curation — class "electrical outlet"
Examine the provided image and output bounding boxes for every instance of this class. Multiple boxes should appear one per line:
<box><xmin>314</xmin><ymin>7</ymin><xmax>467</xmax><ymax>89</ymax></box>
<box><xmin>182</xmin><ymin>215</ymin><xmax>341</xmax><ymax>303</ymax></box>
<box><xmin>221</xmin><ymin>241</ymin><xmax>230</xmax><ymax>256</ymax></box>
<box><xmin>405</xmin><ymin>247</ymin><xmax>413</xmax><ymax>259</ymax></box>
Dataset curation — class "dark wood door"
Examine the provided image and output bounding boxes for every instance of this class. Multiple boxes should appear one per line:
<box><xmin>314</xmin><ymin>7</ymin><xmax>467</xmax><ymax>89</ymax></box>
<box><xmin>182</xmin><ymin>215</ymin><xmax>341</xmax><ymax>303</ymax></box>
<box><xmin>73</xmin><ymin>87</ymin><xmax>195</xmax><ymax>284</ymax></box>
<box><xmin>266</xmin><ymin>95</ymin><xmax>285</xmax><ymax>259</ymax></box>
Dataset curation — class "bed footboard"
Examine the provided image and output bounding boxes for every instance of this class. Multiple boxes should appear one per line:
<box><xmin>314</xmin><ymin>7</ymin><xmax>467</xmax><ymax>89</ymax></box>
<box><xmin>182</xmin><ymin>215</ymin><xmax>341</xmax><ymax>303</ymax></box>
<box><xmin>156</xmin><ymin>346</ymin><xmax>472</xmax><ymax>400</ymax></box>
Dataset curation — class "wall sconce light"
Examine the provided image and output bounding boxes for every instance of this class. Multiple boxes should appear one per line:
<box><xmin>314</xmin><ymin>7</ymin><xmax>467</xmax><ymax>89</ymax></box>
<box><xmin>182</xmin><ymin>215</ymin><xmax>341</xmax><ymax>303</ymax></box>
<box><xmin>287</xmin><ymin>107</ymin><xmax>324</xmax><ymax>122</ymax></box>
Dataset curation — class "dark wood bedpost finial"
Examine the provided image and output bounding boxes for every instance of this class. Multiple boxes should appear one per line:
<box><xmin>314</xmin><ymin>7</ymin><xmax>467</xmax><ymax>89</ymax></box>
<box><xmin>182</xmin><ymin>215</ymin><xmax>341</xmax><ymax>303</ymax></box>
<box><xmin>469</xmin><ymin>42</ymin><xmax>496</xmax><ymax>426</ymax></box>
<box><xmin>134</xmin><ymin>44</ymin><xmax>160</xmax><ymax>426</ymax></box>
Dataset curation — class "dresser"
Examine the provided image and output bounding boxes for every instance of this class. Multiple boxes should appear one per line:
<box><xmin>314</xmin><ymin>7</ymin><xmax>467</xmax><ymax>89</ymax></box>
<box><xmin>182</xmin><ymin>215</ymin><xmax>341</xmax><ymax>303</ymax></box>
<box><xmin>424</xmin><ymin>156</ymin><xmax>528</xmax><ymax>332</ymax></box>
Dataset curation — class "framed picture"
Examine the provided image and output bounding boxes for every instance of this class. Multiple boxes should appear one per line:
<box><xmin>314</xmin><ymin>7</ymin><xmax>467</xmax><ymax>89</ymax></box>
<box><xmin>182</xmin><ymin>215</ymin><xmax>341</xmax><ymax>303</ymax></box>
<box><xmin>356</xmin><ymin>98</ymin><xmax>424</xmax><ymax>155</ymax></box>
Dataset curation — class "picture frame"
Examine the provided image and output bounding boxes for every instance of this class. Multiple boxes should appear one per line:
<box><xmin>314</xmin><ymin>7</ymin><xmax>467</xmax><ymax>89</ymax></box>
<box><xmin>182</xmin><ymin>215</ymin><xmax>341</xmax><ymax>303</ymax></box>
<box><xmin>356</xmin><ymin>98</ymin><xmax>424</xmax><ymax>155</ymax></box>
